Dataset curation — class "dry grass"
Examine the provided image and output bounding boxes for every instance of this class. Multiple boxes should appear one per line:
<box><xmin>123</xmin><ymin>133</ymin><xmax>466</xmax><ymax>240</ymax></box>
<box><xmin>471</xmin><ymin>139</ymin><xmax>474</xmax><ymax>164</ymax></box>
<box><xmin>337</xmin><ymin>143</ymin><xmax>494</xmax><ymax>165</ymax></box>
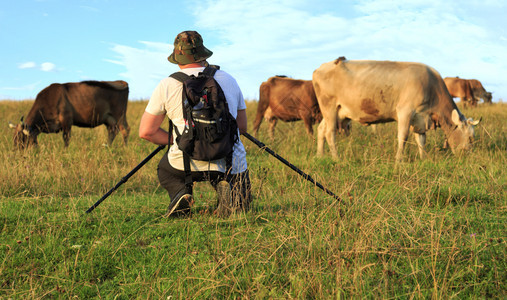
<box><xmin>0</xmin><ymin>99</ymin><xmax>505</xmax><ymax>298</ymax></box>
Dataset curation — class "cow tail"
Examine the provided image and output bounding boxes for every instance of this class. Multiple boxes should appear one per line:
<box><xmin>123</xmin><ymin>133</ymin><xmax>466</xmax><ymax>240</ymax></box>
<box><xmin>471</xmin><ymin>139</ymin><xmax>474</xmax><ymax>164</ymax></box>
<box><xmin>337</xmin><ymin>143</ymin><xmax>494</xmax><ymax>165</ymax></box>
<box><xmin>253</xmin><ymin>83</ymin><xmax>270</xmax><ymax>132</ymax></box>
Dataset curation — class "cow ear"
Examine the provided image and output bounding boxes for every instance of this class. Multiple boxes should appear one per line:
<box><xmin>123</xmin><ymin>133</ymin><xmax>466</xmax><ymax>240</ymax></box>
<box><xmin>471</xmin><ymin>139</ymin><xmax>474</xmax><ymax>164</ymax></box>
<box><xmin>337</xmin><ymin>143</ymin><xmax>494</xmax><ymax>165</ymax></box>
<box><xmin>8</xmin><ymin>121</ymin><xmax>16</xmax><ymax>129</ymax></box>
<box><xmin>451</xmin><ymin>109</ymin><xmax>462</xmax><ymax>126</ymax></box>
<box><xmin>23</xmin><ymin>129</ymin><xmax>30</xmax><ymax>136</ymax></box>
<box><xmin>468</xmin><ymin>117</ymin><xmax>481</xmax><ymax>126</ymax></box>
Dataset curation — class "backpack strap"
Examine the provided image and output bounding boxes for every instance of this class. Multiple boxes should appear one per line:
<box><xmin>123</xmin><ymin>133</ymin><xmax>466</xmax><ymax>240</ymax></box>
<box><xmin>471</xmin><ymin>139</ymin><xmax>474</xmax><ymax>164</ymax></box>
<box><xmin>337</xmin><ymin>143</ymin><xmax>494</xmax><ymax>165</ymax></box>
<box><xmin>182</xmin><ymin>152</ymin><xmax>193</xmax><ymax>194</ymax></box>
<box><xmin>170</xmin><ymin>71</ymin><xmax>194</xmax><ymax>193</ymax></box>
<box><xmin>202</xmin><ymin>66</ymin><xmax>217</xmax><ymax>77</ymax></box>
<box><xmin>170</xmin><ymin>67</ymin><xmax>216</xmax><ymax>81</ymax></box>
<box><xmin>169</xmin><ymin>70</ymin><xmax>191</xmax><ymax>142</ymax></box>
<box><xmin>168</xmin><ymin>120</ymin><xmax>173</xmax><ymax>145</ymax></box>
<box><xmin>169</xmin><ymin>71</ymin><xmax>190</xmax><ymax>83</ymax></box>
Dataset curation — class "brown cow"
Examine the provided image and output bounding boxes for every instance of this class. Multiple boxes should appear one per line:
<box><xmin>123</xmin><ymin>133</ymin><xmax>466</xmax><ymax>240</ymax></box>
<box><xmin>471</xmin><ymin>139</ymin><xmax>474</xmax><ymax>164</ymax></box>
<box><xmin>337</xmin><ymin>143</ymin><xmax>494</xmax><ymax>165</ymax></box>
<box><xmin>444</xmin><ymin>77</ymin><xmax>477</xmax><ymax>108</ymax></box>
<box><xmin>253</xmin><ymin>76</ymin><xmax>324</xmax><ymax>139</ymax></box>
<box><xmin>8</xmin><ymin>80</ymin><xmax>130</xmax><ymax>148</ymax></box>
<box><xmin>313</xmin><ymin>59</ymin><xmax>480</xmax><ymax>162</ymax></box>
<box><xmin>260</xmin><ymin>105</ymin><xmax>350</xmax><ymax>140</ymax></box>
<box><xmin>468</xmin><ymin>79</ymin><xmax>492</xmax><ymax>104</ymax></box>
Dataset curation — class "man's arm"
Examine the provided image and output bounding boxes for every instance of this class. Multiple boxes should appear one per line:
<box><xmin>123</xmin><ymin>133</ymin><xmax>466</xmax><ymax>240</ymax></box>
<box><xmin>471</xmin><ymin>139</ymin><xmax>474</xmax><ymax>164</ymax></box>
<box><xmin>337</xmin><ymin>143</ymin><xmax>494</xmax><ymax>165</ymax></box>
<box><xmin>139</xmin><ymin>111</ymin><xmax>169</xmax><ymax>145</ymax></box>
<box><xmin>236</xmin><ymin>109</ymin><xmax>247</xmax><ymax>134</ymax></box>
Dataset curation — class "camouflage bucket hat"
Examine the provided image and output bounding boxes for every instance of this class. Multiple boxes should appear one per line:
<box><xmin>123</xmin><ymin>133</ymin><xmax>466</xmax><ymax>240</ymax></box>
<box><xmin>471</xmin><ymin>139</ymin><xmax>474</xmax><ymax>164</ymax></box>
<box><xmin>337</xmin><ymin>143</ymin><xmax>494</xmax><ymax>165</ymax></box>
<box><xmin>168</xmin><ymin>31</ymin><xmax>213</xmax><ymax>65</ymax></box>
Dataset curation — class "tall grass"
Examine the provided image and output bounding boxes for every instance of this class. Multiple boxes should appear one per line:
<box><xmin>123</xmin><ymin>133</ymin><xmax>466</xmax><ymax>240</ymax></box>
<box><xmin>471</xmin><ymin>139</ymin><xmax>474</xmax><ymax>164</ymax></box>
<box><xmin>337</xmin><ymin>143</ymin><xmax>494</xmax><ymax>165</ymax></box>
<box><xmin>0</xmin><ymin>100</ymin><xmax>505</xmax><ymax>298</ymax></box>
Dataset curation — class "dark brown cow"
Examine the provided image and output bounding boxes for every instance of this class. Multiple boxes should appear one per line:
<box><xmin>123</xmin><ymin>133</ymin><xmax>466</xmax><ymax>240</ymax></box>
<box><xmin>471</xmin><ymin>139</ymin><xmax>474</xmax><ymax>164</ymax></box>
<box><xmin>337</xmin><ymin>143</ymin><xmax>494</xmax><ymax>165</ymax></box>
<box><xmin>468</xmin><ymin>79</ymin><xmax>492</xmax><ymax>104</ymax></box>
<box><xmin>313</xmin><ymin>59</ymin><xmax>480</xmax><ymax>162</ymax></box>
<box><xmin>253</xmin><ymin>76</ymin><xmax>323</xmax><ymax>139</ymax></box>
<box><xmin>444</xmin><ymin>77</ymin><xmax>477</xmax><ymax>108</ymax></box>
<box><xmin>8</xmin><ymin>80</ymin><xmax>130</xmax><ymax>148</ymax></box>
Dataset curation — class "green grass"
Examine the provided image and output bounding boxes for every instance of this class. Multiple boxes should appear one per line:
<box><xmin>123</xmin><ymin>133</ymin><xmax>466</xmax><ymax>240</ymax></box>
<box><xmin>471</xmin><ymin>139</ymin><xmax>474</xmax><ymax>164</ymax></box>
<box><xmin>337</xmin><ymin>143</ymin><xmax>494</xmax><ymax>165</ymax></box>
<box><xmin>0</xmin><ymin>100</ymin><xmax>505</xmax><ymax>298</ymax></box>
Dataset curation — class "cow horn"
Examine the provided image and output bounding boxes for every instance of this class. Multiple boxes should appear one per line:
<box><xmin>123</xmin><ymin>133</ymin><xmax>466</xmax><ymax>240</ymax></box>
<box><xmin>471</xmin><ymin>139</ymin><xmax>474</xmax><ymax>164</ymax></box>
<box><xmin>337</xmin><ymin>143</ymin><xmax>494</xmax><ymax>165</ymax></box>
<box><xmin>468</xmin><ymin>117</ymin><xmax>481</xmax><ymax>126</ymax></box>
<box><xmin>8</xmin><ymin>121</ymin><xmax>16</xmax><ymax>129</ymax></box>
<box><xmin>23</xmin><ymin>129</ymin><xmax>30</xmax><ymax>136</ymax></box>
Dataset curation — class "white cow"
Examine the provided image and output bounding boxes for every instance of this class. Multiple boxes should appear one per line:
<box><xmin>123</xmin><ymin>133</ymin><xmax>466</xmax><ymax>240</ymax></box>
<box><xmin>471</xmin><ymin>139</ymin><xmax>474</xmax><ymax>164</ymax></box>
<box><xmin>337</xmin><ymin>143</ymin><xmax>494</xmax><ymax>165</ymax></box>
<box><xmin>312</xmin><ymin>59</ymin><xmax>480</xmax><ymax>161</ymax></box>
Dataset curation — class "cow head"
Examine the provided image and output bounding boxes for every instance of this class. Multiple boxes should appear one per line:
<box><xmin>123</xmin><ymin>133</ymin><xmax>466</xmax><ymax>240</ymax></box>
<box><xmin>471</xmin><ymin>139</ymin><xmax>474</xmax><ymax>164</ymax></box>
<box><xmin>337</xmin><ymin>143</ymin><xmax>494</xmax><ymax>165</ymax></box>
<box><xmin>8</xmin><ymin>117</ymin><xmax>37</xmax><ymax>149</ymax></box>
<box><xmin>485</xmin><ymin>92</ymin><xmax>492</xmax><ymax>103</ymax></box>
<box><xmin>446</xmin><ymin>109</ymin><xmax>481</xmax><ymax>154</ymax></box>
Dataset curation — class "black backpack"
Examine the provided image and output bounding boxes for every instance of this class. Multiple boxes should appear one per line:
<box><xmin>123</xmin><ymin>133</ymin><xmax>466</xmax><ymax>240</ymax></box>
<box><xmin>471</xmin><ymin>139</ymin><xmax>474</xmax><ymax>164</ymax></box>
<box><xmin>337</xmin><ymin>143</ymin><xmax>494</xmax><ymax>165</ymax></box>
<box><xmin>169</xmin><ymin>66</ymin><xmax>238</xmax><ymax>183</ymax></box>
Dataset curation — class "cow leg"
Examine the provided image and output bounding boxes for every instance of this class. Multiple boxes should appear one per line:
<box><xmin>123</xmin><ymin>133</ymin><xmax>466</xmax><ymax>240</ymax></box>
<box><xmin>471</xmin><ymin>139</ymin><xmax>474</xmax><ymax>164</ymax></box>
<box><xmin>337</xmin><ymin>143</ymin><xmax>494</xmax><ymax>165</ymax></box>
<box><xmin>443</xmin><ymin>139</ymin><xmax>449</xmax><ymax>149</ymax></box>
<box><xmin>59</xmin><ymin>113</ymin><xmax>72</xmax><ymax>147</ymax></box>
<box><xmin>414</xmin><ymin>133</ymin><xmax>426</xmax><ymax>159</ymax></box>
<box><xmin>62</xmin><ymin>127</ymin><xmax>71</xmax><ymax>147</ymax></box>
<box><xmin>267</xmin><ymin>118</ymin><xmax>277</xmax><ymax>140</ymax></box>
<box><xmin>302</xmin><ymin>116</ymin><xmax>314</xmax><ymax>137</ymax></box>
<box><xmin>327</xmin><ymin>115</ymin><xmax>339</xmax><ymax>158</ymax></box>
<box><xmin>339</xmin><ymin>118</ymin><xmax>351</xmax><ymax>136</ymax></box>
<box><xmin>395</xmin><ymin>113</ymin><xmax>411</xmax><ymax>162</ymax></box>
<box><xmin>105</xmin><ymin>115</ymin><xmax>119</xmax><ymax>145</ymax></box>
<box><xmin>319</xmin><ymin>109</ymin><xmax>338</xmax><ymax>158</ymax></box>
<box><xmin>461</xmin><ymin>98</ymin><xmax>468</xmax><ymax>108</ymax></box>
<box><xmin>118</xmin><ymin>117</ymin><xmax>130</xmax><ymax>145</ymax></box>
<box><xmin>317</xmin><ymin>119</ymin><xmax>326</xmax><ymax>156</ymax></box>
<box><xmin>370</xmin><ymin>124</ymin><xmax>377</xmax><ymax>135</ymax></box>
<box><xmin>107</xmin><ymin>127</ymin><xmax>118</xmax><ymax>145</ymax></box>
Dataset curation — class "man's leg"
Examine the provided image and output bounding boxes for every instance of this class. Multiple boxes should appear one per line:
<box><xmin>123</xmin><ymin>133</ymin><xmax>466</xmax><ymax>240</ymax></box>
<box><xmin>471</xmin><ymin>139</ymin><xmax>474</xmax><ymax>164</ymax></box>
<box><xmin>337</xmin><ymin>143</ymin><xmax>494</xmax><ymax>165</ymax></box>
<box><xmin>228</xmin><ymin>170</ymin><xmax>252</xmax><ymax>212</ymax></box>
<box><xmin>158</xmin><ymin>153</ymin><xmax>225</xmax><ymax>216</ymax></box>
<box><xmin>215</xmin><ymin>180</ymin><xmax>233</xmax><ymax>217</ymax></box>
<box><xmin>157</xmin><ymin>153</ymin><xmax>194</xmax><ymax>216</ymax></box>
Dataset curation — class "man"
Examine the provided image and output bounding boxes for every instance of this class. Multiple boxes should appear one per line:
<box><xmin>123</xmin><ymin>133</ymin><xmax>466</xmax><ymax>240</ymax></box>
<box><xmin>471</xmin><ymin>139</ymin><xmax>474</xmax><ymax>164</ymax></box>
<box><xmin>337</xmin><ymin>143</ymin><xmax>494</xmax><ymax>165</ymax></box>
<box><xmin>139</xmin><ymin>30</ymin><xmax>251</xmax><ymax>217</ymax></box>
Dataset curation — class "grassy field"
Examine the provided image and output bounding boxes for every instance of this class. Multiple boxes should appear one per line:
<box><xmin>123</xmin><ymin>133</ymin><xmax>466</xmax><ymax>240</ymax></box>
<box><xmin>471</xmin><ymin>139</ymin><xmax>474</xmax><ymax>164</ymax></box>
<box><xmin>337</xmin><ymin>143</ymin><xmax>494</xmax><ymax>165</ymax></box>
<box><xmin>0</xmin><ymin>99</ymin><xmax>505</xmax><ymax>299</ymax></box>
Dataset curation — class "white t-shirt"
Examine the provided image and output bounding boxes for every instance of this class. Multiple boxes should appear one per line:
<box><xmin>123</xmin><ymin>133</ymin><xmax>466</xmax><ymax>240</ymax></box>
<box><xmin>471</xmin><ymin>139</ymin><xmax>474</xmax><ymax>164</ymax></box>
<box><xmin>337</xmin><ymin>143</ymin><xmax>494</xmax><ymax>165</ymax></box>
<box><xmin>145</xmin><ymin>67</ymin><xmax>248</xmax><ymax>174</ymax></box>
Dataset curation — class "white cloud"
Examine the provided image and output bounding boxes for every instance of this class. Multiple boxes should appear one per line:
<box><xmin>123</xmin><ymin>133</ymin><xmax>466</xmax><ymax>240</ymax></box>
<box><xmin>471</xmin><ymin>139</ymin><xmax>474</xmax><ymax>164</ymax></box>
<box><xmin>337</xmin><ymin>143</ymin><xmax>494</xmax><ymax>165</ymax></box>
<box><xmin>186</xmin><ymin>0</ymin><xmax>354</xmax><ymax>98</ymax></box>
<box><xmin>40</xmin><ymin>62</ymin><xmax>56</xmax><ymax>72</ymax></box>
<box><xmin>200</xmin><ymin>0</ymin><xmax>507</xmax><ymax>100</ymax></box>
<box><xmin>106</xmin><ymin>41</ymin><xmax>178</xmax><ymax>99</ymax></box>
<box><xmin>18</xmin><ymin>61</ymin><xmax>57</xmax><ymax>72</ymax></box>
<box><xmin>18</xmin><ymin>62</ymin><xmax>36</xmax><ymax>69</ymax></box>
<box><xmin>106</xmin><ymin>0</ymin><xmax>507</xmax><ymax>101</ymax></box>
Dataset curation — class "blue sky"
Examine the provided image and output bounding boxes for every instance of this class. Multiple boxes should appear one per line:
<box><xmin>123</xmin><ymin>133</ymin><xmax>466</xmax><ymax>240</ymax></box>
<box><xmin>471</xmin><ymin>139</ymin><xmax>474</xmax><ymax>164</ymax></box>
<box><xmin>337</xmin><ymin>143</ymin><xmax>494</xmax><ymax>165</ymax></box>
<box><xmin>1</xmin><ymin>0</ymin><xmax>506</xmax><ymax>102</ymax></box>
